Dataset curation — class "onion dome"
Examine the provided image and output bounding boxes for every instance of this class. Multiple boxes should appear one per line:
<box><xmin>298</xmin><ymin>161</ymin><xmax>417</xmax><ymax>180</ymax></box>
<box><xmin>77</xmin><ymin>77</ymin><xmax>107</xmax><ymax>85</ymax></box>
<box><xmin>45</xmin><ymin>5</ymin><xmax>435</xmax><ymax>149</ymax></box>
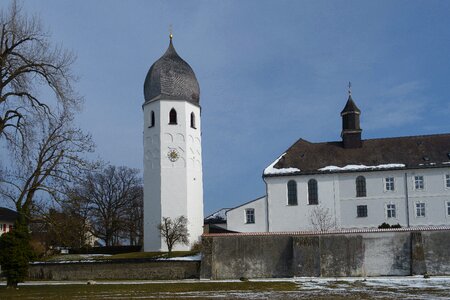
<box><xmin>144</xmin><ymin>36</ymin><xmax>200</xmax><ymax>104</ymax></box>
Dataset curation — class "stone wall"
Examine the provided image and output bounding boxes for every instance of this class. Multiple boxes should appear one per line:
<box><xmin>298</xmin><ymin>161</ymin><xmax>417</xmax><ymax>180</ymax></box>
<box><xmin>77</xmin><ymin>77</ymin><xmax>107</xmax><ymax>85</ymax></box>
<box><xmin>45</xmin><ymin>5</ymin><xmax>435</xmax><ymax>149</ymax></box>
<box><xmin>29</xmin><ymin>260</ymin><xmax>200</xmax><ymax>280</ymax></box>
<box><xmin>201</xmin><ymin>228</ymin><xmax>450</xmax><ymax>279</ymax></box>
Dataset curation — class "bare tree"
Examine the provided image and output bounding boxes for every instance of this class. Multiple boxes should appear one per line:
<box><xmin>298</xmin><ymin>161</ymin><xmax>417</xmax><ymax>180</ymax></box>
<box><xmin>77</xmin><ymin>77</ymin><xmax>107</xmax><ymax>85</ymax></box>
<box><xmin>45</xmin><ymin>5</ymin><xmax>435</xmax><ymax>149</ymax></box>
<box><xmin>121</xmin><ymin>185</ymin><xmax>143</xmax><ymax>246</ymax></box>
<box><xmin>73</xmin><ymin>165</ymin><xmax>142</xmax><ymax>246</ymax></box>
<box><xmin>309</xmin><ymin>206</ymin><xmax>336</xmax><ymax>232</ymax></box>
<box><xmin>0</xmin><ymin>1</ymin><xmax>80</xmax><ymax>147</ymax></box>
<box><xmin>158</xmin><ymin>216</ymin><xmax>189</xmax><ymax>255</ymax></box>
<box><xmin>0</xmin><ymin>110</ymin><xmax>94</xmax><ymax>226</ymax></box>
<box><xmin>0</xmin><ymin>110</ymin><xmax>93</xmax><ymax>287</ymax></box>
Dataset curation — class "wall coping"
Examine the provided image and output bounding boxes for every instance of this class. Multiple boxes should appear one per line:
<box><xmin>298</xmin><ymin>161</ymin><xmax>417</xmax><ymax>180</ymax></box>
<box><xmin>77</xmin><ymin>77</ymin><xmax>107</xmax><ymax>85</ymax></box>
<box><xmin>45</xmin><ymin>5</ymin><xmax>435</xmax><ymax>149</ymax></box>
<box><xmin>202</xmin><ymin>226</ymin><xmax>450</xmax><ymax>237</ymax></box>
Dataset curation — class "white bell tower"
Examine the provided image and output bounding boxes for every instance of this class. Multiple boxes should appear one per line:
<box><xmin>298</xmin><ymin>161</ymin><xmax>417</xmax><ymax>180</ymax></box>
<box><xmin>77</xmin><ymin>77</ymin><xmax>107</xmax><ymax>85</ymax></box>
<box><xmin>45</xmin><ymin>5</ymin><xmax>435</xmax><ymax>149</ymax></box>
<box><xmin>143</xmin><ymin>35</ymin><xmax>203</xmax><ymax>251</ymax></box>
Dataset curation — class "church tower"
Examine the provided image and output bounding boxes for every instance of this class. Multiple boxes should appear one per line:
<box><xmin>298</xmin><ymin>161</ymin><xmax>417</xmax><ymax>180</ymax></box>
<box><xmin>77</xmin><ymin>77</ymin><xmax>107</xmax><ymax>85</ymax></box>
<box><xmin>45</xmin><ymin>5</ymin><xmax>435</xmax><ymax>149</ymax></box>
<box><xmin>341</xmin><ymin>86</ymin><xmax>362</xmax><ymax>149</ymax></box>
<box><xmin>142</xmin><ymin>35</ymin><xmax>203</xmax><ymax>251</ymax></box>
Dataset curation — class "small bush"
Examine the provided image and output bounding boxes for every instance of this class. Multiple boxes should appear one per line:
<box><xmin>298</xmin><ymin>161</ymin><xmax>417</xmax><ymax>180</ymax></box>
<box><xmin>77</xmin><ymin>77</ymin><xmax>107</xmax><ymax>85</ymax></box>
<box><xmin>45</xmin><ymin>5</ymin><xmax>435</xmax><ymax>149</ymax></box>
<box><xmin>391</xmin><ymin>223</ymin><xmax>402</xmax><ymax>228</ymax></box>
<box><xmin>378</xmin><ymin>222</ymin><xmax>391</xmax><ymax>229</ymax></box>
<box><xmin>190</xmin><ymin>240</ymin><xmax>202</xmax><ymax>252</ymax></box>
<box><xmin>239</xmin><ymin>277</ymin><xmax>249</xmax><ymax>282</ymax></box>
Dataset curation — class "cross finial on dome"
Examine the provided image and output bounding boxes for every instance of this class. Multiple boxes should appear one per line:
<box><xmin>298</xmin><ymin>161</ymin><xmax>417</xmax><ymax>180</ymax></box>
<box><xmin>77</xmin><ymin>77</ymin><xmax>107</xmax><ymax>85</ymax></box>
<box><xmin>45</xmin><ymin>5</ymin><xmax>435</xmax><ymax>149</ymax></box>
<box><xmin>169</xmin><ymin>24</ymin><xmax>173</xmax><ymax>41</ymax></box>
<box><xmin>348</xmin><ymin>81</ymin><xmax>352</xmax><ymax>96</ymax></box>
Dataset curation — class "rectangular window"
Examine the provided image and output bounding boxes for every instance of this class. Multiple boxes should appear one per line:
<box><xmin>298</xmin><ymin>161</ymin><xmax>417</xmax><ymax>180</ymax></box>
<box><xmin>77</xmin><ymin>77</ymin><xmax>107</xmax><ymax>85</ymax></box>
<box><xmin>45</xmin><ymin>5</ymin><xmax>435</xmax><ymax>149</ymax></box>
<box><xmin>414</xmin><ymin>176</ymin><xmax>424</xmax><ymax>190</ymax></box>
<box><xmin>416</xmin><ymin>202</ymin><xmax>426</xmax><ymax>217</ymax></box>
<box><xmin>357</xmin><ymin>205</ymin><xmax>367</xmax><ymax>218</ymax></box>
<box><xmin>245</xmin><ymin>208</ymin><xmax>255</xmax><ymax>224</ymax></box>
<box><xmin>447</xmin><ymin>201</ymin><xmax>450</xmax><ymax>216</ymax></box>
<box><xmin>446</xmin><ymin>174</ymin><xmax>450</xmax><ymax>188</ymax></box>
<box><xmin>386</xmin><ymin>204</ymin><xmax>396</xmax><ymax>218</ymax></box>
<box><xmin>385</xmin><ymin>177</ymin><xmax>395</xmax><ymax>191</ymax></box>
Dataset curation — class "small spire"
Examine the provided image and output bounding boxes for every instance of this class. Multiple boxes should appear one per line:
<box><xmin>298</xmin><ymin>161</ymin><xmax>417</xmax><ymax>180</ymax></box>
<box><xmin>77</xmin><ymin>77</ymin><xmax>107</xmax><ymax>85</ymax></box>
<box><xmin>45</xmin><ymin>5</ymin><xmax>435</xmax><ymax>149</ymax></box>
<box><xmin>348</xmin><ymin>81</ymin><xmax>352</xmax><ymax>96</ymax></box>
<box><xmin>169</xmin><ymin>24</ymin><xmax>173</xmax><ymax>41</ymax></box>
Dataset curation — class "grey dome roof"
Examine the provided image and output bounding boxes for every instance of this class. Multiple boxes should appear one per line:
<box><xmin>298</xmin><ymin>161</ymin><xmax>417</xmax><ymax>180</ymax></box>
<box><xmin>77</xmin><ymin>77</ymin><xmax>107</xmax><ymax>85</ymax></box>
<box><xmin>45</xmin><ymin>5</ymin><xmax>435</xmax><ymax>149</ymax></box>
<box><xmin>144</xmin><ymin>39</ymin><xmax>200</xmax><ymax>104</ymax></box>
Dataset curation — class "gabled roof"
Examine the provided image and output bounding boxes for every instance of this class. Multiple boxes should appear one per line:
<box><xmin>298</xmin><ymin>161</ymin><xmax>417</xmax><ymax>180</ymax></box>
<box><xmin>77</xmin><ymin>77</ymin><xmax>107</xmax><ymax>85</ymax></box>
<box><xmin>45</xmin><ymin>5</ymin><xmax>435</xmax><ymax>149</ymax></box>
<box><xmin>264</xmin><ymin>133</ymin><xmax>450</xmax><ymax>176</ymax></box>
<box><xmin>0</xmin><ymin>207</ymin><xmax>18</xmax><ymax>223</ymax></box>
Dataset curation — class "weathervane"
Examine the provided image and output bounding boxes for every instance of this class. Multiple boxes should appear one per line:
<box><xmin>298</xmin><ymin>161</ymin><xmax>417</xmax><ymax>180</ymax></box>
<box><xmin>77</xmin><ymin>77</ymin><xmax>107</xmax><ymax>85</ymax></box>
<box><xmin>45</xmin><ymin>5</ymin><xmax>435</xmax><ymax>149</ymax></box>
<box><xmin>348</xmin><ymin>81</ymin><xmax>352</xmax><ymax>96</ymax></box>
<box><xmin>169</xmin><ymin>24</ymin><xmax>173</xmax><ymax>40</ymax></box>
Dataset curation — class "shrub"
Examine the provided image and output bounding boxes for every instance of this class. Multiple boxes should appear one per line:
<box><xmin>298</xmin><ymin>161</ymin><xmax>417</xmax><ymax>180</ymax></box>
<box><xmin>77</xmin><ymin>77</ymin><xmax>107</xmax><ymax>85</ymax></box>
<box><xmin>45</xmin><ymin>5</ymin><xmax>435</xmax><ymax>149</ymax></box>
<box><xmin>378</xmin><ymin>222</ymin><xmax>391</xmax><ymax>229</ymax></box>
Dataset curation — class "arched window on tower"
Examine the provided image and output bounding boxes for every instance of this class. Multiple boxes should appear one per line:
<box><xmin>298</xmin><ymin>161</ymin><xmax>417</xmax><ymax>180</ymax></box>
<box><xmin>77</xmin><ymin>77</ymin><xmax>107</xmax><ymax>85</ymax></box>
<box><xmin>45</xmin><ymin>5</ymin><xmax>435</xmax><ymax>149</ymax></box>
<box><xmin>287</xmin><ymin>180</ymin><xmax>298</xmax><ymax>205</ymax></box>
<box><xmin>308</xmin><ymin>179</ymin><xmax>318</xmax><ymax>205</ymax></box>
<box><xmin>149</xmin><ymin>111</ymin><xmax>155</xmax><ymax>127</ymax></box>
<box><xmin>356</xmin><ymin>176</ymin><xmax>366</xmax><ymax>197</ymax></box>
<box><xmin>190</xmin><ymin>112</ymin><xmax>196</xmax><ymax>129</ymax></box>
<box><xmin>169</xmin><ymin>108</ymin><xmax>177</xmax><ymax>125</ymax></box>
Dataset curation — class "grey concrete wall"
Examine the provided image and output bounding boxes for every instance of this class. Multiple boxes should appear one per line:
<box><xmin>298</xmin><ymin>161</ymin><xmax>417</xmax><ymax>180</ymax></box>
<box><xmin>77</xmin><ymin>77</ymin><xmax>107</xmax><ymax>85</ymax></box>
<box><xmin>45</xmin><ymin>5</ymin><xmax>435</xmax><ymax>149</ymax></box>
<box><xmin>201</xmin><ymin>229</ymin><xmax>450</xmax><ymax>279</ymax></box>
<box><xmin>421</xmin><ymin>231</ymin><xmax>450</xmax><ymax>275</ymax></box>
<box><xmin>206</xmin><ymin>235</ymin><xmax>293</xmax><ymax>279</ymax></box>
<box><xmin>29</xmin><ymin>260</ymin><xmax>200</xmax><ymax>280</ymax></box>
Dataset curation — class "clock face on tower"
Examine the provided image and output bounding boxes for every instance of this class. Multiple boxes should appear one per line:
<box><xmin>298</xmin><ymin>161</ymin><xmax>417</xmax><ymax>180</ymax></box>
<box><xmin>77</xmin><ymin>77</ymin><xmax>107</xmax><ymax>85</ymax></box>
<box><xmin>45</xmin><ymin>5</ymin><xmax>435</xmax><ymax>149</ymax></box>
<box><xmin>167</xmin><ymin>149</ymin><xmax>179</xmax><ymax>162</ymax></box>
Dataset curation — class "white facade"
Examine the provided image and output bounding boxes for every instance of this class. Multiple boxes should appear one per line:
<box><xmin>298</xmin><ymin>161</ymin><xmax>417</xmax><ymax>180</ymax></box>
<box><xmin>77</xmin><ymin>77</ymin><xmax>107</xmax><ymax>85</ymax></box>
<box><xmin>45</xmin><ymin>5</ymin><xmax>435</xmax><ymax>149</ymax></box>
<box><xmin>227</xmin><ymin>168</ymin><xmax>450</xmax><ymax>232</ymax></box>
<box><xmin>226</xmin><ymin>196</ymin><xmax>267</xmax><ymax>232</ymax></box>
<box><xmin>143</xmin><ymin>99</ymin><xmax>203</xmax><ymax>251</ymax></box>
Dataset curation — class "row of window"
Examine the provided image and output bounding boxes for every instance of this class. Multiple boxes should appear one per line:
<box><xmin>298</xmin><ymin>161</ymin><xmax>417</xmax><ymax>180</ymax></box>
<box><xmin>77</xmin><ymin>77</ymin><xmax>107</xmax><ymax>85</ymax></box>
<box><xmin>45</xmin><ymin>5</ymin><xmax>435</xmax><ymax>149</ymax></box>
<box><xmin>245</xmin><ymin>201</ymin><xmax>450</xmax><ymax>225</ymax></box>
<box><xmin>287</xmin><ymin>179</ymin><xmax>318</xmax><ymax>205</ymax></box>
<box><xmin>287</xmin><ymin>174</ymin><xmax>450</xmax><ymax>203</ymax></box>
<box><xmin>148</xmin><ymin>109</ymin><xmax>197</xmax><ymax>129</ymax></box>
<box><xmin>356</xmin><ymin>201</ymin><xmax>450</xmax><ymax>218</ymax></box>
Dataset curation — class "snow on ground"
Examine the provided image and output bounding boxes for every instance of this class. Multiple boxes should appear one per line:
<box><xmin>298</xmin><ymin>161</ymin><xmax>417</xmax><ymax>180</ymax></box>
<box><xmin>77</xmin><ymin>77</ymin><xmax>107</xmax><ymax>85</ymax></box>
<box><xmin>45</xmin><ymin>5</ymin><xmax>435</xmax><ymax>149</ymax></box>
<box><xmin>157</xmin><ymin>254</ymin><xmax>202</xmax><ymax>261</ymax></box>
<box><xmin>318</xmin><ymin>163</ymin><xmax>406</xmax><ymax>172</ymax></box>
<box><xmin>6</xmin><ymin>276</ymin><xmax>450</xmax><ymax>299</ymax></box>
<box><xmin>264</xmin><ymin>153</ymin><xmax>300</xmax><ymax>175</ymax></box>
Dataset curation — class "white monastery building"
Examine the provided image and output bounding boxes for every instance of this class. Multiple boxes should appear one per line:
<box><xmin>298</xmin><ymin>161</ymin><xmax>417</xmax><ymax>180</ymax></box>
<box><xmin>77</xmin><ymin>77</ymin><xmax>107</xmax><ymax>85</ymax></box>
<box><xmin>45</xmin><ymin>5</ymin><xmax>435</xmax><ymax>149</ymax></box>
<box><xmin>226</xmin><ymin>90</ymin><xmax>450</xmax><ymax>233</ymax></box>
<box><xmin>143</xmin><ymin>36</ymin><xmax>203</xmax><ymax>251</ymax></box>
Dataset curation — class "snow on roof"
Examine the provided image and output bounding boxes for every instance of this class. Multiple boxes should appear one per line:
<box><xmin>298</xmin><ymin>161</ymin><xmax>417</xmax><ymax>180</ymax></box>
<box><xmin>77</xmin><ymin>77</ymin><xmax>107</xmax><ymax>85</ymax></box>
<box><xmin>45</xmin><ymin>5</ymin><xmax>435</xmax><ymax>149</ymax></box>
<box><xmin>264</xmin><ymin>153</ymin><xmax>300</xmax><ymax>175</ymax></box>
<box><xmin>205</xmin><ymin>208</ymin><xmax>229</xmax><ymax>221</ymax></box>
<box><xmin>318</xmin><ymin>163</ymin><xmax>406</xmax><ymax>172</ymax></box>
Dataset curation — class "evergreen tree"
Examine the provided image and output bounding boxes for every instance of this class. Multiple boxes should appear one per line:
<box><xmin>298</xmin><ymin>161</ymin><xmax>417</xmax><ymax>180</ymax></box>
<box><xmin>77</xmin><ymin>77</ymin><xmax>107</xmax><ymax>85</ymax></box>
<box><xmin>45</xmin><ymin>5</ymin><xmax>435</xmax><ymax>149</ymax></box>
<box><xmin>0</xmin><ymin>215</ymin><xmax>34</xmax><ymax>288</ymax></box>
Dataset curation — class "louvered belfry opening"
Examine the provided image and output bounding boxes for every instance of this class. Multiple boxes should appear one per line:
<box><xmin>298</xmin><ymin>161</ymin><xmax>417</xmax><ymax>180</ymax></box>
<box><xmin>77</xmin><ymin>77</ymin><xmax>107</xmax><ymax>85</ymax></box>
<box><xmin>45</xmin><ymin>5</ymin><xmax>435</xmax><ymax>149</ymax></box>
<box><xmin>341</xmin><ymin>94</ymin><xmax>362</xmax><ymax>149</ymax></box>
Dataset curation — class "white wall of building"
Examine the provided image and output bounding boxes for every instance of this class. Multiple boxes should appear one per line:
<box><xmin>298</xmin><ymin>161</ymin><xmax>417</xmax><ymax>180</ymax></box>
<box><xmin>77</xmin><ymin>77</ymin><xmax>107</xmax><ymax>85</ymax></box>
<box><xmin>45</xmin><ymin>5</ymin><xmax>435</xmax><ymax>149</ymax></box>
<box><xmin>143</xmin><ymin>99</ymin><xmax>203</xmax><ymax>251</ymax></box>
<box><xmin>226</xmin><ymin>196</ymin><xmax>267</xmax><ymax>232</ymax></box>
<box><xmin>265</xmin><ymin>174</ymin><xmax>340</xmax><ymax>232</ymax></box>
<box><xmin>227</xmin><ymin>167</ymin><xmax>450</xmax><ymax>233</ymax></box>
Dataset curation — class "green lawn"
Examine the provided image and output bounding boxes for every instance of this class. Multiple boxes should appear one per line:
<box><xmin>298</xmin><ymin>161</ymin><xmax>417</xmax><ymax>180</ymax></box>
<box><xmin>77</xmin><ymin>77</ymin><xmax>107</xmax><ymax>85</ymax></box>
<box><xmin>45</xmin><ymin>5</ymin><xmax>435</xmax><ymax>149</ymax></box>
<box><xmin>0</xmin><ymin>279</ymin><xmax>448</xmax><ymax>299</ymax></box>
<box><xmin>0</xmin><ymin>281</ymin><xmax>297</xmax><ymax>299</ymax></box>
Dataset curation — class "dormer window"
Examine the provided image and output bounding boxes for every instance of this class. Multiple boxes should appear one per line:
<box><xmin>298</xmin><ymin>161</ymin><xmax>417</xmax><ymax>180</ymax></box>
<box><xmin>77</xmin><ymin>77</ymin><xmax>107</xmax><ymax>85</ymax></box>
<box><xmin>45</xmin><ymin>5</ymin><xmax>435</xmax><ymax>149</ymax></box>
<box><xmin>190</xmin><ymin>112</ymin><xmax>196</xmax><ymax>129</ymax></box>
<box><xmin>169</xmin><ymin>108</ymin><xmax>177</xmax><ymax>125</ymax></box>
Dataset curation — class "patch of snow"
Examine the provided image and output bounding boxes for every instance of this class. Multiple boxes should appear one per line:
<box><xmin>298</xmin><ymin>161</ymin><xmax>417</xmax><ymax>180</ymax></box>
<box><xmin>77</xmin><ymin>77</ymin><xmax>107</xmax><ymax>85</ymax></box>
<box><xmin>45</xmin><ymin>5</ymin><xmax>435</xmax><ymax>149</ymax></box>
<box><xmin>319</xmin><ymin>163</ymin><xmax>406</xmax><ymax>172</ymax></box>
<box><xmin>205</xmin><ymin>208</ymin><xmax>229</xmax><ymax>221</ymax></box>
<box><xmin>157</xmin><ymin>254</ymin><xmax>202</xmax><ymax>261</ymax></box>
<box><xmin>442</xmin><ymin>162</ymin><xmax>450</xmax><ymax>165</ymax></box>
<box><xmin>264</xmin><ymin>153</ymin><xmax>300</xmax><ymax>175</ymax></box>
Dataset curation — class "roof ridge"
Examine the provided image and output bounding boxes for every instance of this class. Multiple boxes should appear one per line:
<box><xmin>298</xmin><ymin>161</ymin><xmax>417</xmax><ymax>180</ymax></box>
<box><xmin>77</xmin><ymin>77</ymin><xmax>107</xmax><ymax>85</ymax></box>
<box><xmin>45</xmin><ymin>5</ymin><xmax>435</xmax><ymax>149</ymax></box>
<box><xmin>295</xmin><ymin>132</ymin><xmax>450</xmax><ymax>146</ymax></box>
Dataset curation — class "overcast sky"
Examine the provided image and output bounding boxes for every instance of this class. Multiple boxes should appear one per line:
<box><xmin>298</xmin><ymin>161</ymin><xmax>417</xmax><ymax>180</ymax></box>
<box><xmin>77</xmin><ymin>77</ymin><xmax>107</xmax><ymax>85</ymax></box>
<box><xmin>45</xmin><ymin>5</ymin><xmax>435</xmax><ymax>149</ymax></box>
<box><xmin>4</xmin><ymin>0</ymin><xmax>450</xmax><ymax>215</ymax></box>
